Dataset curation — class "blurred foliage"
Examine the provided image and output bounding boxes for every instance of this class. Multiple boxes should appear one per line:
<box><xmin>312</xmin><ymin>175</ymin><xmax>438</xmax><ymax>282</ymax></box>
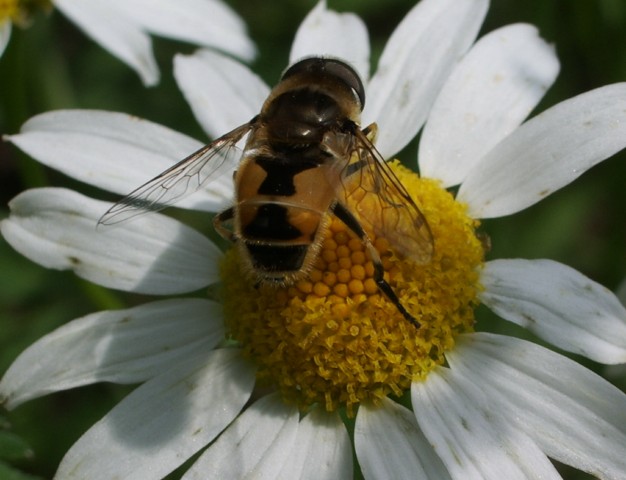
<box><xmin>0</xmin><ymin>0</ymin><xmax>625</xmax><ymax>478</ymax></box>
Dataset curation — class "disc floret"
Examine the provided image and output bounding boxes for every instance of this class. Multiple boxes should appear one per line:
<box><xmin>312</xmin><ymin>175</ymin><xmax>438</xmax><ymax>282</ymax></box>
<box><xmin>221</xmin><ymin>162</ymin><xmax>485</xmax><ymax>413</ymax></box>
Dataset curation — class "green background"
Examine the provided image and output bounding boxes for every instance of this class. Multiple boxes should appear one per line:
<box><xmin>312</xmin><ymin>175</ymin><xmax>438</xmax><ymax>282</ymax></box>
<box><xmin>1</xmin><ymin>0</ymin><xmax>625</xmax><ymax>478</ymax></box>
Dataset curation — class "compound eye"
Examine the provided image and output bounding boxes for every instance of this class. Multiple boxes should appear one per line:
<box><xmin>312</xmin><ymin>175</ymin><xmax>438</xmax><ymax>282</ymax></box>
<box><xmin>322</xmin><ymin>59</ymin><xmax>365</xmax><ymax>110</ymax></box>
<box><xmin>281</xmin><ymin>57</ymin><xmax>366</xmax><ymax>110</ymax></box>
<box><xmin>281</xmin><ymin>57</ymin><xmax>320</xmax><ymax>80</ymax></box>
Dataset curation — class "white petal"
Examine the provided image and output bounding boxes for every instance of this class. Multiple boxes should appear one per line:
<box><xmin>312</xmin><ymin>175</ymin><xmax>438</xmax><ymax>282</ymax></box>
<box><xmin>7</xmin><ymin>109</ymin><xmax>233</xmax><ymax>211</ymax></box>
<box><xmin>355</xmin><ymin>398</ymin><xmax>452</xmax><ymax>480</ymax></box>
<box><xmin>183</xmin><ymin>393</ymin><xmax>299</xmax><ymax>480</ymax></box>
<box><xmin>411</xmin><ymin>368</ymin><xmax>560</xmax><ymax>480</ymax></box>
<box><xmin>481</xmin><ymin>259</ymin><xmax>626</xmax><ymax>364</ymax></box>
<box><xmin>0</xmin><ymin>299</ymin><xmax>223</xmax><ymax>409</ymax></box>
<box><xmin>278</xmin><ymin>407</ymin><xmax>352</xmax><ymax>480</ymax></box>
<box><xmin>617</xmin><ymin>277</ymin><xmax>626</xmax><ymax>305</ymax></box>
<box><xmin>55</xmin><ymin>348</ymin><xmax>255</xmax><ymax>480</ymax></box>
<box><xmin>362</xmin><ymin>0</ymin><xmax>488</xmax><ymax>158</ymax></box>
<box><xmin>449</xmin><ymin>333</ymin><xmax>626</xmax><ymax>479</ymax></box>
<box><xmin>107</xmin><ymin>0</ymin><xmax>256</xmax><ymax>61</ymax></box>
<box><xmin>174</xmin><ymin>49</ymin><xmax>269</xmax><ymax>139</ymax></box>
<box><xmin>289</xmin><ymin>0</ymin><xmax>370</xmax><ymax>82</ymax></box>
<box><xmin>419</xmin><ymin>24</ymin><xmax>560</xmax><ymax>186</ymax></box>
<box><xmin>0</xmin><ymin>20</ymin><xmax>11</xmax><ymax>57</ymax></box>
<box><xmin>458</xmin><ymin>83</ymin><xmax>626</xmax><ymax>218</ymax></box>
<box><xmin>1</xmin><ymin>188</ymin><xmax>220</xmax><ymax>294</ymax></box>
<box><xmin>54</xmin><ymin>0</ymin><xmax>159</xmax><ymax>86</ymax></box>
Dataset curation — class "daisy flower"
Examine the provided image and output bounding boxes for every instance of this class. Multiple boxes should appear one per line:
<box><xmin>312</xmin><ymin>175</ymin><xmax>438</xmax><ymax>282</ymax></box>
<box><xmin>0</xmin><ymin>0</ymin><xmax>255</xmax><ymax>85</ymax></box>
<box><xmin>3</xmin><ymin>0</ymin><xmax>626</xmax><ymax>478</ymax></box>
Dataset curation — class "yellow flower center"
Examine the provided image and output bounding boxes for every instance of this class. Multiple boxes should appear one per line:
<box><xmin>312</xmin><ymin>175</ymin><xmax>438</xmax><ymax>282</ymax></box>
<box><xmin>220</xmin><ymin>161</ymin><xmax>484</xmax><ymax>413</ymax></box>
<box><xmin>0</xmin><ymin>0</ymin><xmax>51</xmax><ymax>26</ymax></box>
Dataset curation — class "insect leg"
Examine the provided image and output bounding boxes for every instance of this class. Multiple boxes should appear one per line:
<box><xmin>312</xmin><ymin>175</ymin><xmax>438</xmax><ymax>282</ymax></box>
<box><xmin>331</xmin><ymin>202</ymin><xmax>420</xmax><ymax>328</ymax></box>
<box><xmin>213</xmin><ymin>207</ymin><xmax>237</xmax><ymax>242</ymax></box>
<box><xmin>361</xmin><ymin>123</ymin><xmax>378</xmax><ymax>140</ymax></box>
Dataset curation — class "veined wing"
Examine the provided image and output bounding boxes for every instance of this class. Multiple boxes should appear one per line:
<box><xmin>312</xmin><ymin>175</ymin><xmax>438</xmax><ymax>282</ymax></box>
<box><xmin>336</xmin><ymin>124</ymin><xmax>434</xmax><ymax>264</ymax></box>
<box><xmin>98</xmin><ymin>121</ymin><xmax>254</xmax><ymax>226</ymax></box>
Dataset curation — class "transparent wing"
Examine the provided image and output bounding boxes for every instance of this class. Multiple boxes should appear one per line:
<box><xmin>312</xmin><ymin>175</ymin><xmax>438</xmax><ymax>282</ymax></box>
<box><xmin>98</xmin><ymin>121</ymin><xmax>254</xmax><ymax>226</ymax></box>
<box><xmin>335</xmin><ymin>126</ymin><xmax>434</xmax><ymax>264</ymax></box>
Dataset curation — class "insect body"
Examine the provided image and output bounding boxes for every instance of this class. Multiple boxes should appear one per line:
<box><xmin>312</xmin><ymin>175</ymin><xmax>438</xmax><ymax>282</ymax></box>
<box><xmin>99</xmin><ymin>57</ymin><xmax>434</xmax><ymax>327</ymax></box>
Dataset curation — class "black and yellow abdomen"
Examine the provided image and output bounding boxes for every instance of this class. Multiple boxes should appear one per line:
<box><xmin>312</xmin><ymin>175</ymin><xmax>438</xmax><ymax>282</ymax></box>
<box><xmin>234</xmin><ymin>150</ymin><xmax>335</xmax><ymax>283</ymax></box>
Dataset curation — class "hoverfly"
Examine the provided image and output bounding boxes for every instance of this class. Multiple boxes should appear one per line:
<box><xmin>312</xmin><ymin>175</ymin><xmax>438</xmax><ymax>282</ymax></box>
<box><xmin>99</xmin><ymin>57</ymin><xmax>434</xmax><ymax>327</ymax></box>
